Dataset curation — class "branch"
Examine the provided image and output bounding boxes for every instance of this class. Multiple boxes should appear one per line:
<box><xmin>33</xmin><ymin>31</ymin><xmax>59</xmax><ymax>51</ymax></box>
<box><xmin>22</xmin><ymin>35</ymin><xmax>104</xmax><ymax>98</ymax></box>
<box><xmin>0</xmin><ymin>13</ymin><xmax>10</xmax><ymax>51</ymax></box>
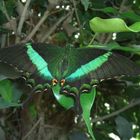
<box><xmin>1</xmin><ymin>1</ymin><xmax>11</xmax><ymax>21</ymax></box>
<box><xmin>119</xmin><ymin>0</ymin><xmax>128</xmax><ymax>13</ymax></box>
<box><xmin>92</xmin><ymin>99</ymin><xmax>140</xmax><ymax>123</ymax></box>
<box><xmin>23</xmin><ymin>10</ymin><xmax>50</xmax><ymax>42</ymax></box>
<box><xmin>16</xmin><ymin>0</ymin><xmax>32</xmax><ymax>43</ymax></box>
<box><xmin>71</xmin><ymin>0</ymin><xmax>81</xmax><ymax>26</ymax></box>
<box><xmin>37</xmin><ymin>113</ymin><xmax>46</xmax><ymax>140</ymax></box>
<box><xmin>40</xmin><ymin>11</ymin><xmax>72</xmax><ymax>42</ymax></box>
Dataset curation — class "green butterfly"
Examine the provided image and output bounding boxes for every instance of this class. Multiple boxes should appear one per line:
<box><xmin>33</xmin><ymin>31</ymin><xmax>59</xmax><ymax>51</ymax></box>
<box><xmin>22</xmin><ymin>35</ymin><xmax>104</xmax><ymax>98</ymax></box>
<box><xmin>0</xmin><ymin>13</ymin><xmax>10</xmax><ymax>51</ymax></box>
<box><xmin>0</xmin><ymin>43</ymin><xmax>139</xmax><ymax>140</ymax></box>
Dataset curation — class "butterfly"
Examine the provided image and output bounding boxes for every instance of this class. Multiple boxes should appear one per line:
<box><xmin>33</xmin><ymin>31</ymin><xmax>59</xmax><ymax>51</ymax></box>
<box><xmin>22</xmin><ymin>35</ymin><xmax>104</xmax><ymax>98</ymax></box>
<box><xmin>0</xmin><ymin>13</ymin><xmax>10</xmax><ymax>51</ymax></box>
<box><xmin>0</xmin><ymin>42</ymin><xmax>139</xmax><ymax>111</ymax></box>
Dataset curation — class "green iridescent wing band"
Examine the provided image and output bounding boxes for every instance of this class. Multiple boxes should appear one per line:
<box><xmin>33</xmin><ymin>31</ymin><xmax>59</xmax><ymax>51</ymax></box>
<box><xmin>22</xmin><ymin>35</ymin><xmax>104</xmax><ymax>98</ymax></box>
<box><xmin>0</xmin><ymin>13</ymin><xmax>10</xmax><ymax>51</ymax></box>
<box><xmin>26</xmin><ymin>43</ymin><xmax>54</xmax><ymax>80</ymax></box>
<box><xmin>65</xmin><ymin>47</ymin><xmax>140</xmax><ymax>83</ymax></box>
<box><xmin>65</xmin><ymin>52</ymin><xmax>112</xmax><ymax>82</ymax></box>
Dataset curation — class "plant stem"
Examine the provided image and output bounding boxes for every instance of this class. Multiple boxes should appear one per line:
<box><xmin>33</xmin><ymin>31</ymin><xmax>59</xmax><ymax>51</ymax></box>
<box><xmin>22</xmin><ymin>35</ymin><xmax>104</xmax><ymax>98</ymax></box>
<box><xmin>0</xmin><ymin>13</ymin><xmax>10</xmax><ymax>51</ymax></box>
<box><xmin>16</xmin><ymin>0</ymin><xmax>32</xmax><ymax>43</ymax></box>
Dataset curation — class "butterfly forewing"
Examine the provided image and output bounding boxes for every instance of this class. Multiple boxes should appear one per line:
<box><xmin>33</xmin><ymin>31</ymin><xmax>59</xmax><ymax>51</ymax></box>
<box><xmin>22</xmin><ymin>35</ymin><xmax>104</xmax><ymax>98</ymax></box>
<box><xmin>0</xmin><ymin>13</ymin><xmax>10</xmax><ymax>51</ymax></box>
<box><xmin>65</xmin><ymin>47</ymin><xmax>140</xmax><ymax>84</ymax></box>
<box><xmin>0</xmin><ymin>44</ymin><xmax>139</xmax><ymax>87</ymax></box>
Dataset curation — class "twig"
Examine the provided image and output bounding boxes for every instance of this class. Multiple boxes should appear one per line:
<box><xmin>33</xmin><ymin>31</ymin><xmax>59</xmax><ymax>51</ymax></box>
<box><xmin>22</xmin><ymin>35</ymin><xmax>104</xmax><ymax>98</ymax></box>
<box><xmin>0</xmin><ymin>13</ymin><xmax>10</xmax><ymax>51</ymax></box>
<box><xmin>1</xmin><ymin>34</ymin><xmax>6</xmax><ymax>48</ymax></box>
<box><xmin>22</xmin><ymin>118</ymin><xmax>41</xmax><ymax>140</ymax></box>
<box><xmin>1</xmin><ymin>1</ymin><xmax>11</xmax><ymax>21</ymax></box>
<box><xmin>23</xmin><ymin>10</ymin><xmax>50</xmax><ymax>42</ymax></box>
<box><xmin>44</xmin><ymin>124</ymin><xmax>62</xmax><ymax>130</ymax></box>
<box><xmin>40</xmin><ymin>11</ymin><xmax>72</xmax><ymax>42</ymax></box>
<box><xmin>72</xmin><ymin>0</ymin><xmax>81</xmax><ymax>26</ymax></box>
<box><xmin>16</xmin><ymin>0</ymin><xmax>32</xmax><ymax>43</ymax></box>
<box><xmin>88</xmin><ymin>33</ymin><xmax>98</xmax><ymax>45</ymax></box>
<box><xmin>104</xmin><ymin>33</ymin><xmax>112</xmax><ymax>44</ymax></box>
<box><xmin>119</xmin><ymin>0</ymin><xmax>128</xmax><ymax>13</ymax></box>
<box><xmin>37</xmin><ymin>113</ymin><xmax>45</xmax><ymax>140</ymax></box>
<box><xmin>92</xmin><ymin>99</ymin><xmax>140</xmax><ymax>123</ymax></box>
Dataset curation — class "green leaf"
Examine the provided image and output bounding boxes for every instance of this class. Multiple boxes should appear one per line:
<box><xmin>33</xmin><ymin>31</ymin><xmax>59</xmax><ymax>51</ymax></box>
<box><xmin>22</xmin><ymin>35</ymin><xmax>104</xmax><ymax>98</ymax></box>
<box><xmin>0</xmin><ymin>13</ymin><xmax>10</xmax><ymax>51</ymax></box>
<box><xmin>80</xmin><ymin>87</ymin><xmax>97</xmax><ymax>140</ymax></box>
<box><xmin>89</xmin><ymin>17</ymin><xmax>140</xmax><ymax>33</ymax></box>
<box><xmin>87</xmin><ymin>43</ymin><xmax>140</xmax><ymax>54</ymax></box>
<box><xmin>0</xmin><ymin>80</ymin><xmax>13</xmax><ymax>102</ymax></box>
<box><xmin>0</xmin><ymin>80</ymin><xmax>22</xmax><ymax>109</ymax></box>
<box><xmin>29</xmin><ymin>104</ymin><xmax>37</xmax><ymax>119</ymax></box>
<box><xmin>120</xmin><ymin>11</ymin><xmax>140</xmax><ymax>22</ymax></box>
<box><xmin>101</xmin><ymin>7</ymin><xmax>118</xmax><ymax>14</ymax></box>
<box><xmin>81</xmin><ymin>0</ymin><xmax>89</xmax><ymax>11</ymax></box>
<box><xmin>52</xmin><ymin>84</ymin><xmax>74</xmax><ymax>109</ymax></box>
<box><xmin>0</xmin><ymin>98</ymin><xmax>21</xmax><ymax>109</ymax></box>
<box><xmin>115</xmin><ymin>116</ymin><xmax>133</xmax><ymax>139</ymax></box>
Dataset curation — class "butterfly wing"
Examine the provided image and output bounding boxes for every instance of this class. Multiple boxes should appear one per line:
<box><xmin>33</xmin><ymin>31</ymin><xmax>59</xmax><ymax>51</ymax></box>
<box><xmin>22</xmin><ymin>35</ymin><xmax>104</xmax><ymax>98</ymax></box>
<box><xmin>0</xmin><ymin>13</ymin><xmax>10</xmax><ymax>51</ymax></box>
<box><xmin>65</xmin><ymin>47</ymin><xmax>140</xmax><ymax>86</ymax></box>
<box><xmin>0</xmin><ymin>43</ymin><xmax>65</xmax><ymax>84</ymax></box>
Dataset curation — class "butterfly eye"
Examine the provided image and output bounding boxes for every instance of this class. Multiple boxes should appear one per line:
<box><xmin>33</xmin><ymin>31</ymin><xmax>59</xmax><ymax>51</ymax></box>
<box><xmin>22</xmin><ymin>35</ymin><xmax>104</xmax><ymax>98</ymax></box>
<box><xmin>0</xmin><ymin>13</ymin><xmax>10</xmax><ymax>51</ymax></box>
<box><xmin>52</xmin><ymin>79</ymin><xmax>58</xmax><ymax>86</ymax></box>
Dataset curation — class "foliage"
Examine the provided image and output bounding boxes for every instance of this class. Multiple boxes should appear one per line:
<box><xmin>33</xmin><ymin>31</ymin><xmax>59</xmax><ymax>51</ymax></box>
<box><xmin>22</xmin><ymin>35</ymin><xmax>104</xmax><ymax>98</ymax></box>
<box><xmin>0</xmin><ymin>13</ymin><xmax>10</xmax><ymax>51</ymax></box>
<box><xmin>0</xmin><ymin>0</ymin><xmax>140</xmax><ymax>140</ymax></box>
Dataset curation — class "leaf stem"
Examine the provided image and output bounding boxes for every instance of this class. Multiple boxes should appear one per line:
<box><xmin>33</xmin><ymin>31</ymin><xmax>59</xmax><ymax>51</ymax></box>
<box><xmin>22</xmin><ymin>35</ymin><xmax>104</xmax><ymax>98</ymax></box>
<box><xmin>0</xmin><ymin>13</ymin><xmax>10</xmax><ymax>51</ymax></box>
<box><xmin>88</xmin><ymin>33</ymin><xmax>98</xmax><ymax>45</ymax></box>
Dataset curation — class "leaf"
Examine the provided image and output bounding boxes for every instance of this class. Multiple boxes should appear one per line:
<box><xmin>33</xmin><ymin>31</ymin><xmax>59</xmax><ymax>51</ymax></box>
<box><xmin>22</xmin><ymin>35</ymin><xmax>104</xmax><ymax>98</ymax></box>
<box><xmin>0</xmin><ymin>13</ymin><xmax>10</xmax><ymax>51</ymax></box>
<box><xmin>89</xmin><ymin>17</ymin><xmax>140</xmax><ymax>33</ymax></box>
<box><xmin>101</xmin><ymin>7</ymin><xmax>118</xmax><ymax>14</ymax></box>
<box><xmin>80</xmin><ymin>87</ymin><xmax>97</xmax><ymax>140</ymax></box>
<box><xmin>29</xmin><ymin>104</ymin><xmax>37</xmax><ymax>119</ymax></box>
<box><xmin>81</xmin><ymin>0</ymin><xmax>89</xmax><ymax>11</ymax></box>
<box><xmin>0</xmin><ymin>98</ymin><xmax>21</xmax><ymax>109</ymax></box>
<box><xmin>120</xmin><ymin>11</ymin><xmax>140</xmax><ymax>22</ymax></box>
<box><xmin>87</xmin><ymin>43</ymin><xmax>140</xmax><ymax>54</ymax></box>
<box><xmin>52</xmin><ymin>84</ymin><xmax>74</xmax><ymax>109</ymax></box>
<box><xmin>0</xmin><ymin>79</ymin><xmax>22</xmax><ymax>109</ymax></box>
<box><xmin>0</xmin><ymin>80</ymin><xmax>13</xmax><ymax>102</ymax></box>
<box><xmin>115</xmin><ymin>116</ymin><xmax>133</xmax><ymax>140</ymax></box>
